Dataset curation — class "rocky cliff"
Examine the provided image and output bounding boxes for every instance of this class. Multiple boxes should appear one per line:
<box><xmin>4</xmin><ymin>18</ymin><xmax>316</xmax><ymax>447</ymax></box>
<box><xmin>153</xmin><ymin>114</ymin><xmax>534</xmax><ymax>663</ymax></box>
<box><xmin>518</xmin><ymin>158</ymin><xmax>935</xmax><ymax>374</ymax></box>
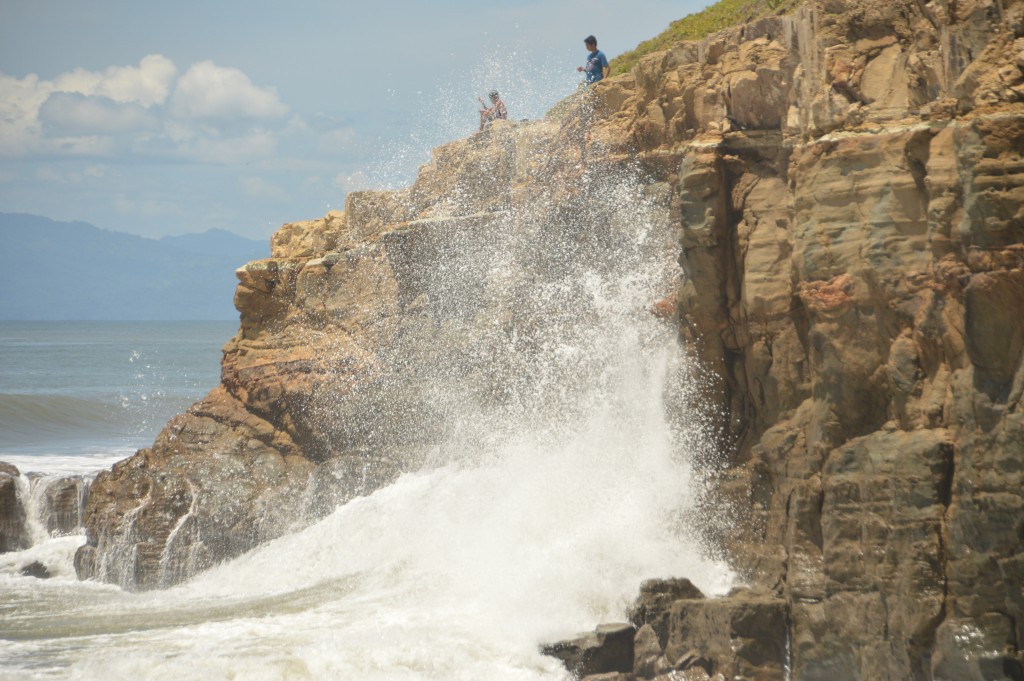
<box><xmin>76</xmin><ymin>0</ymin><xmax>1023</xmax><ymax>677</ymax></box>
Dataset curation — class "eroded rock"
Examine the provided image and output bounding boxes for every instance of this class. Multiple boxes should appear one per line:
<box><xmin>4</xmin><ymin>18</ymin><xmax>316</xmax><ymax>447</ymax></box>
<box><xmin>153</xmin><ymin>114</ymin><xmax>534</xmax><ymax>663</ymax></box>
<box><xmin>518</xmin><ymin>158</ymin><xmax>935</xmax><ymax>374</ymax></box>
<box><xmin>0</xmin><ymin>462</ymin><xmax>29</xmax><ymax>553</ymax></box>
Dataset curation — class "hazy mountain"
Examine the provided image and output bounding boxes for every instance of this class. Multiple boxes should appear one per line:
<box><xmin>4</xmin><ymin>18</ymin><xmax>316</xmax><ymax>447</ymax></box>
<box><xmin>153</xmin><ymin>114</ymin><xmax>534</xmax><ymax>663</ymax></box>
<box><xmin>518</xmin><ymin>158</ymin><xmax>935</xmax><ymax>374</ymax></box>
<box><xmin>0</xmin><ymin>213</ymin><xmax>268</xmax><ymax>320</ymax></box>
<box><xmin>158</xmin><ymin>229</ymin><xmax>268</xmax><ymax>261</ymax></box>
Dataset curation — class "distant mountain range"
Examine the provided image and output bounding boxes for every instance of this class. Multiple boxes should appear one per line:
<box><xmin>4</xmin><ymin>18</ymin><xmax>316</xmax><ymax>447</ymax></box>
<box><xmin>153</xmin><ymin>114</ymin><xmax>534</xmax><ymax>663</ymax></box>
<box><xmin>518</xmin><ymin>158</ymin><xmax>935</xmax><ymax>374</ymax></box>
<box><xmin>0</xmin><ymin>213</ymin><xmax>268</xmax><ymax>320</ymax></box>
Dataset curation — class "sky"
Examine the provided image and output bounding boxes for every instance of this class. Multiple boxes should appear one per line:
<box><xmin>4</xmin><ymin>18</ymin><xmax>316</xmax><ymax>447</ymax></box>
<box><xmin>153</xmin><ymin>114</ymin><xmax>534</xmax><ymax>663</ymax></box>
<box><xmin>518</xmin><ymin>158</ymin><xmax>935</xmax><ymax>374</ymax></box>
<box><xmin>0</xmin><ymin>0</ymin><xmax>706</xmax><ymax>241</ymax></box>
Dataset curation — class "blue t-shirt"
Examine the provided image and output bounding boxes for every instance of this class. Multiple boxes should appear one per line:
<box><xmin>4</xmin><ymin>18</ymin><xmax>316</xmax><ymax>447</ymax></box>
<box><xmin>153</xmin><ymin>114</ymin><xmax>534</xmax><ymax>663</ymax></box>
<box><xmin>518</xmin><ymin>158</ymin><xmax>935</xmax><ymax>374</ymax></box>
<box><xmin>584</xmin><ymin>49</ymin><xmax>609</xmax><ymax>83</ymax></box>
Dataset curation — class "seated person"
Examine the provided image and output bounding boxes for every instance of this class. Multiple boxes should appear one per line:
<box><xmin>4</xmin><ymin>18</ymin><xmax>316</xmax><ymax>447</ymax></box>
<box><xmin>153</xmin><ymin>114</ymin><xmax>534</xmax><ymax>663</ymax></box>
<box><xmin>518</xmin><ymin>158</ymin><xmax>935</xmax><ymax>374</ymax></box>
<box><xmin>478</xmin><ymin>90</ymin><xmax>508</xmax><ymax>131</ymax></box>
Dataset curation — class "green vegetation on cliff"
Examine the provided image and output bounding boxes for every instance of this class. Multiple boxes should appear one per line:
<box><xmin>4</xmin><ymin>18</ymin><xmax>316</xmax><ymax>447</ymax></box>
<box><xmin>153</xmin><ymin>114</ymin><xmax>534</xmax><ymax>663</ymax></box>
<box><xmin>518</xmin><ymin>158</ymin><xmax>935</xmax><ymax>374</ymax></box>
<box><xmin>610</xmin><ymin>0</ymin><xmax>801</xmax><ymax>75</ymax></box>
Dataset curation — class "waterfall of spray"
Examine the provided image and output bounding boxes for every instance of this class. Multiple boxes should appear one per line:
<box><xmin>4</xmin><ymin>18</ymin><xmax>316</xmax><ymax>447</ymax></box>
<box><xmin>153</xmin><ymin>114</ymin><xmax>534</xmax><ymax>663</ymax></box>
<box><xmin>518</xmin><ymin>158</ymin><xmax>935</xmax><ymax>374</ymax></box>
<box><xmin>11</xmin><ymin>473</ymin><xmax>89</xmax><ymax>546</ymax></box>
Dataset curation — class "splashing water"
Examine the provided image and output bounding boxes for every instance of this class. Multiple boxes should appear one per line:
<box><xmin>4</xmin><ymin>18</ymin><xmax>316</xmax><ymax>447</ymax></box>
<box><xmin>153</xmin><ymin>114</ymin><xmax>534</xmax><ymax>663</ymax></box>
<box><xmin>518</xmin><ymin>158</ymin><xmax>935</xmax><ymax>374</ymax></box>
<box><xmin>369</xmin><ymin>42</ymin><xmax>578</xmax><ymax>190</ymax></box>
<box><xmin>0</xmin><ymin>74</ymin><xmax>733</xmax><ymax>680</ymax></box>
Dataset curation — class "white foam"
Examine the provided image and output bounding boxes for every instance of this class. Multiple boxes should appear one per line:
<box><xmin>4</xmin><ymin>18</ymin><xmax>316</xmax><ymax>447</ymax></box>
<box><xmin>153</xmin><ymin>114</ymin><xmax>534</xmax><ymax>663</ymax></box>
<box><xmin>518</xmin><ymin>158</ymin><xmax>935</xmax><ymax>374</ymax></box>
<box><xmin>0</xmin><ymin>447</ymin><xmax>131</xmax><ymax>476</ymax></box>
<box><xmin>0</xmin><ymin>534</ymin><xmax>85</xmax><ymax>580</ymax></box>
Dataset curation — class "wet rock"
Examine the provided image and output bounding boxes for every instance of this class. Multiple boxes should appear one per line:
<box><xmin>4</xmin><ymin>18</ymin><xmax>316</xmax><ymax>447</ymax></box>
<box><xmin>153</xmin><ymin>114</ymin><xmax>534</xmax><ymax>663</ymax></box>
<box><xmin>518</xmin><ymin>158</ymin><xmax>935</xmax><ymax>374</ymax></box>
<box><xmin>664</xmin><ymin>590</ymin><xmax>788</xmax><ymax>681</ymax></box>
<box><xmin>633</xmin><ymin>623</ymin><xmax>671</xmax><ymax>678</ymax></box>
<box><xmin>629</xmin><ymin>577</ymin><xmax>705</xmax><ymax>649</ymax></box>
<box><xmin>682</xmin><ymin>669</ymin><xmax>712</xmax><ymax>681</ymax></box>
<box><xmin>673</xmin><ymin>650</ymin><xmax>713</xmax><ymax>676</ymax></box>
<box><xmin>542</xmin><ymin>623</ymin><xmax>636</xmax><ymax>677</ymax></box>
<box><xmin>20</xmin><ymin>560</ymin><xmax>50</xmax><ymax>579</ymax></box>
<box><xmin>39</xmin><ymin>475</ymin><xmax>89</xmax><ymax>536</ymax></box>
<box><xmin>602</xmin><ymin>1</ymin><xmax>1024</xmax><ymax>677</ymax></box>
<box><xmin>931</xmin><ymin>615</ymin><xmax>1023</xmax><ymax>681</ymax></box>
<box><xmin>0</xmin><ymin>462</ymin><xmax>29</xmax><ymax>553</ymax></box>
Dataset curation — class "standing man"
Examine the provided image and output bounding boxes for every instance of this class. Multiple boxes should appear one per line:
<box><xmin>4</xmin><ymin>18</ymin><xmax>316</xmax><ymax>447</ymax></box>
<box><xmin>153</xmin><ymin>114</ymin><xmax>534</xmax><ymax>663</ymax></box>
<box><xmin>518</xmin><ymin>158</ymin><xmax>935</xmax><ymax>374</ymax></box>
<box><xmin>577</xmin><ymin>35</ymin><xmax>610</xmax><ymax>84</ymax></box>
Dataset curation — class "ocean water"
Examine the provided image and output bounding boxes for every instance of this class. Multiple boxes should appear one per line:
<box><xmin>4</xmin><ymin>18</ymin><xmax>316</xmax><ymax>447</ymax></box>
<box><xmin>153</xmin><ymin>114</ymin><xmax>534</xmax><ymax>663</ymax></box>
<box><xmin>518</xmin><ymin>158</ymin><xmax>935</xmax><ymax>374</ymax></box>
<box><xmin>0</xmin><ymin>166</ymin><xmax>733</xmax><ymax>680</ymax></box>
<box><xmin>0</xmin><ymin>321</ymin><xmax>235</xmax><ymax>475</ymax></box>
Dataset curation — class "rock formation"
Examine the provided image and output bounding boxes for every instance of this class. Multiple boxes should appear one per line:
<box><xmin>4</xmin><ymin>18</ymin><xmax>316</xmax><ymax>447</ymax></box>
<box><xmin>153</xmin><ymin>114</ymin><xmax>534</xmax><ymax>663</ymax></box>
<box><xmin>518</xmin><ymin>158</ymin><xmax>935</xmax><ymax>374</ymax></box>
<box><xmin>36</xmin><ymin>474</ymin><xmax>89</xmax><ymax>536</ymax></box>
<box><xmin>0</xmin><ymin>462</ymin><xmax>30</xmax><ymax>552</ymax></box>
<box><xmin>0</xmin><ymin>465</ymin><xmax>92</xmax><ymax>555</ymax></box>
<box><xmin>75</xmin><ymin>116</ymin><xmax>681</xmax><ymax>590</ymax></box>
<box><xmin>585</xmin><ymin>0</ymin><xmax>1023</xmax><ymax>676</ymax></box>
<box><xmin>77</xmin><ymin>0</ymin><xmax>1023</xmax><ymax>677</ymax></box>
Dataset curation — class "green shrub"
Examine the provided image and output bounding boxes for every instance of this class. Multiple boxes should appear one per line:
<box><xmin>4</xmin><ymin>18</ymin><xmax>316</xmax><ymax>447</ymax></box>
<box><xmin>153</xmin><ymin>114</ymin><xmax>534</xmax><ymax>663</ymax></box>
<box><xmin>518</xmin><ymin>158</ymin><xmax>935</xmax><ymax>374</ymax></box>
<box><xmin>545</xmin><ymin>0</ymin><xmax>801</xmax><ymax>119</ymax></box>
<box><xmin>609</xmin><ymin>0</ymin><xmax>802</xmax><ymax>76</ymax></box>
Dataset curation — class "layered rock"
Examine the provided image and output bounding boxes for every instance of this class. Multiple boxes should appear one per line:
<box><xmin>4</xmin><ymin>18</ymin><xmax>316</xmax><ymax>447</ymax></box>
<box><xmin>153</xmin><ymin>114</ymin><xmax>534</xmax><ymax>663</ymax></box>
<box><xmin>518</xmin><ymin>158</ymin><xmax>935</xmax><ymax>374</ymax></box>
<box><xmin>582</xmin><ymin>0</ymin><xmax>1022</xmax><ymax>678</ymax></box>
<box><xmin>77</xmin><ymin>0</ymin><xmax>1024</xmax><ymax>677</ymax></box>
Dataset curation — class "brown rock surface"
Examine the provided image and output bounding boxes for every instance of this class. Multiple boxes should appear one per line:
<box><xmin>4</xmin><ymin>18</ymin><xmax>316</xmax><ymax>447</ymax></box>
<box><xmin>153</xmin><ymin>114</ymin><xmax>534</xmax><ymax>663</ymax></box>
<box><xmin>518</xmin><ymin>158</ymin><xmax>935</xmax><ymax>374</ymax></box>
<box><xmin>597</xmin><ymin>0</ymin><xmax>1023</xmax><ymax>677</ymax></box>
<box><xmin>76</xmin><ymin>0</ymin><xmax>1024</xmax><ymax>676</ymax></box>
<box><xmin>37</xmin><ymin>474</ymin><xmax>89</xmax><ymax>536</ymax></box>
<box><xmin>541</xmin><ymin>623</ymin><xmax>637</xmax><ymax>677</ymax></box>
<box><xmin>664</xmin><ymin>590</ymin><xmax>789</xmax><ymax>681</ymax></box>
<box><xmin>629</xmin><ymin>577</ymin><xmax>707</xmax><ymax>649</ymax></box>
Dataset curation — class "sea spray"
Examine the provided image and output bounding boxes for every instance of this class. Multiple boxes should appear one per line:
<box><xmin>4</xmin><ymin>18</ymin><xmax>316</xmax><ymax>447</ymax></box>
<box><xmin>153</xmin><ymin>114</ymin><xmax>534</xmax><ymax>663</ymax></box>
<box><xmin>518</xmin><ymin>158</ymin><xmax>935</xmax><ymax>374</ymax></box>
<box><xmin>1</xmin><ymin>92</ymin><xmax>733</xmax><ymax>680</ymax></box>
<box><xmin>368</xmin><ymin>41</ymin><xmax>577</xmax><ymax>191</ymax></box>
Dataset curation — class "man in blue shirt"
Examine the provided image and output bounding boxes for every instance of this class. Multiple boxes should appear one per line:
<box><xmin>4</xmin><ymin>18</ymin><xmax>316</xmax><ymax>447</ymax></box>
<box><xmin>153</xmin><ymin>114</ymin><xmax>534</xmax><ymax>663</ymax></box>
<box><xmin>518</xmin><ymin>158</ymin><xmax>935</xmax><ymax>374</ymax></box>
<box><xmin>577</xmin><ymin>35</ymin><xmax>610</xmax><ymax>84</ymax></box>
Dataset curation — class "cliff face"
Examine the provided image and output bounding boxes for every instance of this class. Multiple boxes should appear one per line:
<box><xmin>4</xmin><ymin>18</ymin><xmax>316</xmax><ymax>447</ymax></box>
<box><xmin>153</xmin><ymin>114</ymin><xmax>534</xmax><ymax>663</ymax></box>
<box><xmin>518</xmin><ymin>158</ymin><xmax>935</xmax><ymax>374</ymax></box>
<box><xmin>77</xmin><ymin>0</ymin><xmax>1023</xmax><ymax>677</ymax></box>
<box><xmin>593</xmin><ymin>0</ymin><xmax>1023</xmax><ymax>677</ymax></box>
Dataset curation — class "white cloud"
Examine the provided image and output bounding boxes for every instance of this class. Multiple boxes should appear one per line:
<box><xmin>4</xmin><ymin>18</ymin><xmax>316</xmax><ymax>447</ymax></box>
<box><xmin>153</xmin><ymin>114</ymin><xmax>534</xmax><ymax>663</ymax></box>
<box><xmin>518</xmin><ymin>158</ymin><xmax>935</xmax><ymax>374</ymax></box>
<box><xmin>0</xmin><ymin>72</ymin><xmax>51</xmax><ymax>155</ymax></box>
<box><xmin>240</xmin><ymin>176</ymin><xmax>288</xmax><ymax>201</ymax></box>
<box><xmin>171</xmin><ymin>128</ymin><xmax>279</xmax><ymax>164</ymax></box>
<box><xmin>0</xmin><ymin>58</ymin><xmax>174</xmax><ymax>155</ymax></box>
<box><xmin>32</xmin><ymin>164</ymin><xmax>109</xmax><ymax>184</ymax></box>
<box><xmin>170</xmin><ymin>61</ymin><xmax>289</xmax><ymax>121</ymax></box>
<box><xmin>52</xmin><ymin>55</ymin><xmax>178</xmax><ymax>107</ymax></box>
<box><xmin>1</xmin><ymin>56</ymin><xmax>290</xmax><ymax>162</ymax></box>
<box><xmin>39</xmin><ymin>92</ymin><xmax>159</xmax><ymax>135</ymax></box>
<box><xmin>44</xmin><ymin>135</ymin><xmax>117</xmax><ymax>157</ymax></box>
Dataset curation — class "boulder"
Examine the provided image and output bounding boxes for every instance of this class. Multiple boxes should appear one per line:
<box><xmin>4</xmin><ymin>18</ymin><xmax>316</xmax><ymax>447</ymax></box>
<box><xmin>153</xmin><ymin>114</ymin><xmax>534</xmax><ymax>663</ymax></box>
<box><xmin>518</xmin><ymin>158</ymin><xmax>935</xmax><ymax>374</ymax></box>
<box><xmin>20</xmin><ymin>560</ymin><xmax>50</xmax><ymax>579</ymax></box>
<box><xmin>664</xmin><ymin>590</ymin><xmax>788</xmax><ymax>681</ymax></box>
<box><xmin>0</xmin><ymin>462</ymin><xmax>29</xmax><ymax>553</ymax></box>
<box><xmin>629</xmin><ymin>577</ymin><xmax>706</xmax><ymax>649</ymax></box>
<box><xmin>542</xmin><ymin>623</ymin><xmax>636</xmax><ymax>678</ymax></box>
<box><xmin>38</xmin><ymin>475</ymin><xmax>89</xmax><ymax>536</ymax></box>
<box><xmin>633</xmin><ymin>623</ymin><xmax>669</xmax><ymax>678</ymax></box>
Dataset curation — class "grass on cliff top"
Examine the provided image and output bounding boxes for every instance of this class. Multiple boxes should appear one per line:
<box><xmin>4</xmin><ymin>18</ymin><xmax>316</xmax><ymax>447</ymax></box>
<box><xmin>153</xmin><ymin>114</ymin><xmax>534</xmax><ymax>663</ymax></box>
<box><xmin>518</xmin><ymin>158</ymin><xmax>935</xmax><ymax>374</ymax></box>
<box><xmin>609</xmin><ymin>0</ymin><xmax>802</xmax><ymax>75</ymax></box>
<box><xmin>545</xmin><ymin>0</ymin><xmax>800</xmax><ymax>120</ymax></box>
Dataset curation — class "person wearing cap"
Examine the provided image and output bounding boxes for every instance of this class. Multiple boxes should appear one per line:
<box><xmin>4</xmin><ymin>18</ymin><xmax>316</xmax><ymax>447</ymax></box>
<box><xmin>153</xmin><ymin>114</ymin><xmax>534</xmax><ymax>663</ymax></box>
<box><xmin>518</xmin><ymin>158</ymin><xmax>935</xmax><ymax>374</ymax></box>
<box><xmin>577</xmin><ymin>35</ymin><xmax>609</xmax><ymax>84</ymax></box>
<box><xmin>478</xmin><ymin>90</ymin><xmax>508</xmax><ymax>131</ymax></box>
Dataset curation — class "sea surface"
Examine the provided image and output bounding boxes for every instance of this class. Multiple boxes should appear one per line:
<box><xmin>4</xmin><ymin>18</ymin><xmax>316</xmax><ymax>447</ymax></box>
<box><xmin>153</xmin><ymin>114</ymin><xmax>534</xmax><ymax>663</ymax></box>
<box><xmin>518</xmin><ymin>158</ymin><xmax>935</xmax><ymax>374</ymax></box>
<box><xmin>0</xmin><ymin>320</ymin><xmax>234</xmax><ymax>475</ymax></box>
